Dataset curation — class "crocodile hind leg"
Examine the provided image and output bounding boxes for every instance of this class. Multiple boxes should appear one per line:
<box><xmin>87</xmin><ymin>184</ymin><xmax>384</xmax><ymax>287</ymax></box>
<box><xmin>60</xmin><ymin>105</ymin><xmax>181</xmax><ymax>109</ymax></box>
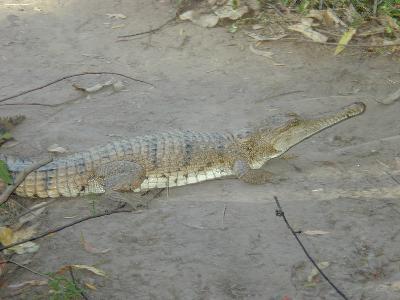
<box><xmin>94</xmin><ymin>161</ymin><xmax>147</xmax><ymax>209</ymax></box>
<box><xmin>233</xmin><ymin>160</ymin><xmax>273</xmax><ymax>184</ymax></box>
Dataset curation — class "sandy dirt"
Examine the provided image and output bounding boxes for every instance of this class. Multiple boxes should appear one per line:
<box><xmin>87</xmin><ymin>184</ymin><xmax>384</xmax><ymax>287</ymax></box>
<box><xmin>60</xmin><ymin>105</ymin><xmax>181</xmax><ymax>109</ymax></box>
<box><xmin>1</xmin><ymin>0</ymin><xmax>400</xmax><ymax>299</ymax></box>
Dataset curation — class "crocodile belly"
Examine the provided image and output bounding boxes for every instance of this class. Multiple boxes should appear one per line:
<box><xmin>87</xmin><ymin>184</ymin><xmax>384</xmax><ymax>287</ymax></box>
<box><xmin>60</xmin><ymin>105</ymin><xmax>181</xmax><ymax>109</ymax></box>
<box><xmin>133</xmin><ymin>167</ymin><xmax>233</xmax><ymax>192</ymax></box>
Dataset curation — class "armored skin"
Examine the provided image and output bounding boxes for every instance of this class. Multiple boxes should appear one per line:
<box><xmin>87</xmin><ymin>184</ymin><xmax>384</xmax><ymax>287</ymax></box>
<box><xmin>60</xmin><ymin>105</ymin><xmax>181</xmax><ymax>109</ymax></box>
<box><xmin>0</xmin><ymin>102</ymin><xmax>366</xmax><ymax>198</ymax></box>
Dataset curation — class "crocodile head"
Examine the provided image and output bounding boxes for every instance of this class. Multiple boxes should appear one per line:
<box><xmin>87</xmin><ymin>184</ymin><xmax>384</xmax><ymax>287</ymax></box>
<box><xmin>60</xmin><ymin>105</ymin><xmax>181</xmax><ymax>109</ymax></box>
<box><xmin>247</xmin><ymin>102</ymin><xmax>366</xmax><ymax>168</ymax></box>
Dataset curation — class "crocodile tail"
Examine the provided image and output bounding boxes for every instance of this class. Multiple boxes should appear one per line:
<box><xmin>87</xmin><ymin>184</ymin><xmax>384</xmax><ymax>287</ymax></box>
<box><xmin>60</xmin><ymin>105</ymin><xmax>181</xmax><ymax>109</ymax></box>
<box><xmin>0</xmin><ymin>153</ymin><xmax>34</xmax><ymax>173</ymax></box>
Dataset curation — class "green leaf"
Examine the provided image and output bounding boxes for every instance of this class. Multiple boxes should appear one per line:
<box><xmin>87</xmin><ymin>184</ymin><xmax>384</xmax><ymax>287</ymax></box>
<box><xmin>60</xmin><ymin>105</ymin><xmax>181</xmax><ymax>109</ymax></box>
<box><xmin>0</xmin><ymin>132</ymin><xmax>13</xmax><ymax>140</ymax></box>
<box><xmin>0</xmin><ymin>160</ymin><xmax>13</xmax><ymax>185</ymax></box>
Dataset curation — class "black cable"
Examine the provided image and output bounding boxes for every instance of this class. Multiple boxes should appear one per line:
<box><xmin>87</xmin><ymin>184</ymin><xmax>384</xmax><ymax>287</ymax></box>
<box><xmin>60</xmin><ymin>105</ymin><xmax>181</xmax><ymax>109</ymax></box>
<box><xmin>273</xmin><ymin>196</ymin><xmax>349</xmax><ymax>300</ymax></box>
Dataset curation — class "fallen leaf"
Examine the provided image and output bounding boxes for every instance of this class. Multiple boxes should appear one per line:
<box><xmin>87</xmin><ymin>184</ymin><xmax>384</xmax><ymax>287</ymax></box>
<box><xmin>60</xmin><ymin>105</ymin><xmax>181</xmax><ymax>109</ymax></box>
<box><xmin>84</xmin><ymin>282</ymin><xmax>97</xmax><ymax>290</ymax></box>
<box><xmin>325</xmin><ymin>8</ymin><xmax>347</xmax><ymax>27</ymax></box>
<box><xmin>213</xmin><ymin>3</ymin><xmax>249</xmax><ymax>20</ymax></box>
<box><xmin>111</xmin><ymin>24</ymin><xmax>125</xmax><ymax>29</ymax></box>
<box><xmin>252</xmin><ymin>24</ymin><xmax>263</xmax><ymax>30</ymax></box>
<box><xmin>106</xmin><ymin>13</ymin><xmax>127</xmax><ymax>19</ymax></box>
<box><xmin>112</xmin><ymin>81</ymin><xmax>125</xmax><ymax>92</ymax></box>
<box><xmin>179</xmin><ymin>11</ymin><xmax>219</xmax><ymax>28</ymax></box>
<box><xmin>389</xmin><ymin>280</ymin><xmax>400</xmax><ymax>291</ymax></box>
<box><xmin>308</xmin><ymin>261</ymin><xmax>330</xmax><ymax>282</ymax></box>
<box><xmin>303</xmin><ymin>230</ymin><xmax>329</xmax><ymax>236</ymax></box>
<box><xmin>81</xmin><ymin>233</ymin><xmax>110</xmax><ymax>254</ymax></box>
<box><xmin>0</xmin><ymin>226</ymin><xmax>39</xmax><ymax>255</ymax></box>
<box><xmin>249</xmin><ymin>44</ymin><xmax>273</xmax><ymax>58</ymax></box>
<box><xmin>47</xmin><ymin>144</ymin><xmax>67</xmax><ymax>153</ymax></box>
<box><xmin>245</xmin><ymin>30</ymin><xmax>287</xmax><ymax>41</ymax></box>
<box><xmin>58</xmin><ymin>265</ymin><xmax>106</xmax><ymax>277</ymax></box>
<box><xmin>8</xmin><ymin>280</ymin><xmax>48</xmax><ymax>289</ymax></box>
<box><xmin>0</xmin><ymin>160</ymin><xmax>13</xmax><ymax>185</ymax></box>
<box><xmin>0</xmin><ymin>227</ymin><xmax>14</xmax><ymax>246</ymax></box>
<box><xmin>12</xmin><ymin>242</ymin><xmax>39</xmax><ymax>255</ymax></box>
<box><xmin>73</xmin><ymin>80</ymin><xmax>120</xmax><ymax>93</ymax></box>
<box><xmin>334</xmin><ymin>27</ymin><xmax>356</xmax><ymax>55</ymax></box>
<box><xmin>0</xmin><ymin>254</ymin><xmax>8</xmax><ymax>277</ymax></box>
<box><xmin>288</xmin><ymin>24</ymin><xmax>328</xmax><ymax>43</ymax></box>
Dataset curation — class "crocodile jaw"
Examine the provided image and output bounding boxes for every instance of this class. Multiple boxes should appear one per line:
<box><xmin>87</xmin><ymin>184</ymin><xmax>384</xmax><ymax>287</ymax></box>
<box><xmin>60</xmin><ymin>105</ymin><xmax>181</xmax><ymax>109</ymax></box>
<box><xmin>250</xmin><ymin>102</ymin><xmax>366</xmax><ymax>167</ymax></box>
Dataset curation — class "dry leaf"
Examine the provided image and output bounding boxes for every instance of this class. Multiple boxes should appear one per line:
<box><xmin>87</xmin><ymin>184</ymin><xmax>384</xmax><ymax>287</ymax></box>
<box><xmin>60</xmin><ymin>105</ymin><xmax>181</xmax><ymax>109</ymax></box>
<box><xmin>8</xmin><ymin>280</ymin><xmax>48</xmax><ymax>289</ymax></box>
<box><xmin>0</xmin><ymin>254</ymin><xmax>8</xmax><ymax>278</ymax></box>
<box><xmin>389</xmin><ymin>281</ymin><xmax>400</xmax><ymax>291</ymax></box>
<box><xmin>58</xmin><ymin>265</ymin><xmax>106</xmax><ymax>277</ymax></box>
<box><xmin>245</xmin><ymin>30</ymin><xmax>287</xmax><ymax>41</ymax></box>
<box><xmin>106</xmin><ymin>13</ymin><xmax>127</xmax><ymax>19</ymax></box>
<box><xmin>213</xmin><ymin>3</ymin><xmax>249</xmax><ymax>20</ymax></box>
<box><xmin>304</xmin><ymin>230</ymin><xmax>329</xmax><ymax>236</ymax></box>
<box><xmin>12</xmin><ymin>242</ymin><xmax>40</xmax><ymax>255</ymax></box>
<box><xmin>0</xmin><ymin>227</ymin><xmax>14</xmax><ymax>246</ymax></box>
<box><xmin>179</xmin><ymin>11</ymin><xmax>219</xmax><ymax>28</ymax></box>
<box><xmin>81</xmin><ymin>233</ymin><xmax>110</xmax><ymax>254</ymax></box>
<box><xmin>301</xmin><ymin>17</ymin><xmax>314</xmax><ymax>27</ymax></box>
<box><xmin>47</xmin><ymin>144</ymin><xmax>67</xmax><ymax>153</ymax></box>
<box><xmin>84</xmin><ymin>282</ymin><xmax>97</xmax><ymax>290</ymax></box>
<box><xmin>252</xmin><ymin>24</ymin><xmax>263</xmax><ymax>30</ymax></box>
<box><xmin>111</xmin><ymin>24</ymin><xmax>125</xmax><ymax>29</ymax></box>
<box><xmin>249</xmin><ymin>44</ymin><xmax>273</xmax><ymax>58</ymax></box>
<box><xmin>288</xmin><ymin>24</ymin><xmax>328</xmax><ymax>43</ymax></box>
<box><xmin>112</xmin><ymin>81</ymin><xmax>125</xmax><ymax>91</ymax></box>
<box><xmin>308</xmin><ymin>261</ymin><xmax>330</xmax><ymax>282</ymax></box>
<box><xmin>325</xmin><ymin>8</ymin><xmax>347</xmax><ymax>27</ymax></box>
<box><xmin>334</xmin><ymin>27</ymin><xmax>356</xmax><ymax>55</ymax></box>
<box><xmin>0</xmin><ymin>226</ymin><xmax>39</xmax><ymax>254</ymax></box>
<box><xmin>73</xmin><ymin>80</ymin><xmax>124</xmax><ymax>93</ymax></box>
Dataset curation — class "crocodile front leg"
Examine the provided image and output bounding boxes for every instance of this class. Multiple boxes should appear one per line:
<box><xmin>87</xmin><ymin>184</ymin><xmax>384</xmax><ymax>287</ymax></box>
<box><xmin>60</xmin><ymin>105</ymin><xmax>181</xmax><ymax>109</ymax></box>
<box><xmin>94</xmin><ymin>161</ymin><xmax>147</xmax><ymax>208</ymax></box>
<box><xmin>233</xmin><ymin>160</ymin><xmax>272</xmax><ymax>184</ymax></box>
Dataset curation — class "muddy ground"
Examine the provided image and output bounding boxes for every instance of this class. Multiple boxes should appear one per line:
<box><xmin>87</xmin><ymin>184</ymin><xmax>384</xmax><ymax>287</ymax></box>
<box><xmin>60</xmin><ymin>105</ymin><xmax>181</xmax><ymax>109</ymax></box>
<box><xmin>1</xmin><ymin>0</ymin><xmax>400</xmax><ymax>299</ymax></box>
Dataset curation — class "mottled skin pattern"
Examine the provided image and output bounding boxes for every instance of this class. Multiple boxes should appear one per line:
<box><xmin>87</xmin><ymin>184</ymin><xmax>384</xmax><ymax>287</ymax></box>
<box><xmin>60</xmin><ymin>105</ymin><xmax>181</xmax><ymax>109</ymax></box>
<box><xmin>0</xmin><ymin>102</ymin><xmax>365</xmax><ymax>199</ymax></box>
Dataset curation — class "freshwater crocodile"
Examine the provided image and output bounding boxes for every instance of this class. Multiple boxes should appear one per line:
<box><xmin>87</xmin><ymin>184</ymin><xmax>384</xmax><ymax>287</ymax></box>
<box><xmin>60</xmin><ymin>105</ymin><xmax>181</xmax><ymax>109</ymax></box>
<box><xmin>0</xmin><ymin>102</ymin><xmax>365</xmax><ymax>198</ymax></box>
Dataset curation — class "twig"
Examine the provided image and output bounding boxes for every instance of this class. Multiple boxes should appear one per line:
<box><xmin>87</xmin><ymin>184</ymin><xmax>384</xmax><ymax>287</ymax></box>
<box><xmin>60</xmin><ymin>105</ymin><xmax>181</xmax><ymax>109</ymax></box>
<box><xmin>117</xmin><ymin>17</ymin><xmax>177</xmax><ymax>39</ymax></box>
<box><xmin>0</xmin><ymin>157</ymin><xmax>53</xmax><ymax>206</ymax></box>
<box><xmin>4</xmin><ymin>260</ymin><xmax>50</xmax><ymax>279</ymax></box>
<box><xmin>69</xmin><ymin>266</ymin><xmax>89</xmax><ymax>300</ymax></box>
<box><xmin>273</xmin><ymin>196</ymin><xmax>349</xmax><ymax>300</ymax></box>
<box><xmin>273</xmin><ymin>37</ymin><xmax>400</xmax><ymax>48</ymax></box>
<box><xmin>0</xmin><ymin>202</ymin><xmax>137</xmax><ymax>252</ymax></box>
<box><xmin>0</xmin><ymin>72</ymin><xmax>153</xmax><ymax>103</ymax></box>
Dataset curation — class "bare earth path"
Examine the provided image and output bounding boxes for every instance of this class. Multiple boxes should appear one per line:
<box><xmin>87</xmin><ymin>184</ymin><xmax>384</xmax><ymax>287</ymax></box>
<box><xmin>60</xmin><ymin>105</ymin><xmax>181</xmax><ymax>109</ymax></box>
<box><xmin>1</xmin><ymin>1</ymin><xmax>400</xmax><ymax>299</ymax></box>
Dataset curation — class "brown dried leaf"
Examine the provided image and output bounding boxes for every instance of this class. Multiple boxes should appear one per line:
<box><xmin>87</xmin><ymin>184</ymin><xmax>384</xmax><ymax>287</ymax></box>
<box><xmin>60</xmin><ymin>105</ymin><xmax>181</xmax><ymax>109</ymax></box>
<box><xmin>303</xmin><ymin>230</ymin><xmax>329</xmax><ymax>236</ymax></box>
<box><xmin>57</xmin><ymin>265</ymin><xmax>106</xmax><ymax>277</ymax></box>
<box><xmin>288</xmin><ymin>24</ymin><xmax>328</xmax><ymax>43</ymax></box>
<box><xmin>81</xmin><ymin>233</ymin><xmax>110</xmax><ymax>254</ymax></box>
<box><xmin>8</xmin><ymin>280</ymin><xmax>48</xmax><ymax>289</ymax></box>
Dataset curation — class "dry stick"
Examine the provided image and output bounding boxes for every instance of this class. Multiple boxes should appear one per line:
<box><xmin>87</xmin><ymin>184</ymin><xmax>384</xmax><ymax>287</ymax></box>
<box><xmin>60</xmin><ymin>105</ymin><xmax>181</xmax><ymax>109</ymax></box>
<box><xmin>0</xmin><ymin>203</ymin><xmax>137</xmax><ymax>252</ymax></box>
<box><xmin>0</xmin><ymin>72</ymin><xmax>153</xmax><ymax>104</ymax></box>
<box><xmin>274</xmin><ymin>37</ymin><xmax>400</xmax><ymax>48</ymax></box>
<box><xmin>117</xmin><ymin>16</ymin><xmax>177</xmax><ymax>39</ymax></box>
<box><xmin>273</xmin><ymin>196</ymin><xmax>349</xmax><ymax>300</ymax></box>
<box><xmin>0</xmin><ymin>157</ymin><xmax>53</xmax><ymax>206</ymax></box>
<box><xmin>5</xmin><ymin>259</ymin><xmax>50</xmax><ymax>279</ymax></box>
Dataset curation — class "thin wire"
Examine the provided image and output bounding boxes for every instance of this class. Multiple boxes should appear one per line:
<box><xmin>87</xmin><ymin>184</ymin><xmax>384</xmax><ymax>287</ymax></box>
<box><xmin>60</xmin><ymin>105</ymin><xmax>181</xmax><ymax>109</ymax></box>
<box><xmin>273</xmin><ymin>196</ymin><xmax>349</xmax><ymax>300</ymax></box>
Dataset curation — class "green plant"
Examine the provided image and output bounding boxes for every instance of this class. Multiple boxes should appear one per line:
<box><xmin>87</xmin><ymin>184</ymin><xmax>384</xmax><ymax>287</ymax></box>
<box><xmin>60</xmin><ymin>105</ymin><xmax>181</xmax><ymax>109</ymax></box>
<box><xmin>48</xmin><ymin>274</ymin><xmax>85</xmax><ymax>300</ymax></box>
